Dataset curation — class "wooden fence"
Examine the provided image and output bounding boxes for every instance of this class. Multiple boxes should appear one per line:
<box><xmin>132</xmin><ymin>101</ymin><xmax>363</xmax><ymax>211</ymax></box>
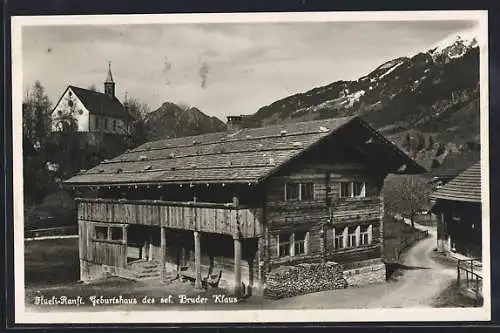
<box><xmin>389</xmin><ymin>229</ymin><xmax>430</xmax><ymax>261</ymax></box>
<box><xmin>24</xmin><ymin>226</ymin><xmax>78</xmax><ymax>239</ymax></box>
<box><xmin>457</xmin><ymin>258</ymin><xmax>483</xmax><ymax>298</ymax></box>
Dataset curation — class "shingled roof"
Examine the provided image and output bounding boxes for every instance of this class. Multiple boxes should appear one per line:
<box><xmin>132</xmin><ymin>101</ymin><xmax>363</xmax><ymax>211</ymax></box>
<box><xmin>59</xmin><ymin>86</ymin><xmax>133</xmax><ymax>120</ymax></box>
<box><xmin>64</xmin><ymin>116</ymin><xmax>425</xmax><ymax>186</ymax></box>
<box><xmin>431</xmin><ymin>161</ymin><xmax>481</xmax><ymax>203</ymax></box>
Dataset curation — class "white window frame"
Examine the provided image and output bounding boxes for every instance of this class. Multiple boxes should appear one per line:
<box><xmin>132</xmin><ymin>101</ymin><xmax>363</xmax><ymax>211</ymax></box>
<box><xmin>359</xmin><ymin>224</ymin><xmax>372</xmax><ymax>246</ymax></box>
<box><xmin>333</xmin><ymin>226</ymin><xmax>346</xmax><ymax>250</ymax></box>
<box><xmin>339</xmin><ymin>181</ymin><xmax>366</xmax><ymax>198</ymax></box>
<box><xmin>347</xmin><ymin>226</ymin><xmax>358</xmax><ymax>248</ymax></box>
<box><xmin>284</xmin><ymin>182</ymin><xmax>315</xmax><ymax>201</ymax></box>
<box><xmin>277</xmin><ymin>231</ymin><xmax>309</xmax><ymax>258</ymax></box>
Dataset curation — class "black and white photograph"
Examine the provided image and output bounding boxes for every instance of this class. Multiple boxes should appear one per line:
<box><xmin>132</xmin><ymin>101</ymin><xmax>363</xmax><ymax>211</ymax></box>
<box><xmin>12</xmin><ymin>10</ymin><xmax>490</xmax><ymax>323</ymax></box>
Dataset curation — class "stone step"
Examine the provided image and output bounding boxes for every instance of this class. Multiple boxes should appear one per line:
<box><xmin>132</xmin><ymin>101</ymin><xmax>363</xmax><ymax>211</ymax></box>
<box><xmin>134</xmin><ymin>272</ymin><xmax>161</xmax><ymax>279</ymax></box>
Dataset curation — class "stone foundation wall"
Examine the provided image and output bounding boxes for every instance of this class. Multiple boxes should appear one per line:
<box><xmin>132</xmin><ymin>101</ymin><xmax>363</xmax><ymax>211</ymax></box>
<box><xmin>343</xmin><ymin>259</ymin><xmax>386</xmax><ymax>287</ymax></box>
<box><xmin>264</xmin><ymin>261</ymin><xmax>347</xmax><ymax>299</ymax></box>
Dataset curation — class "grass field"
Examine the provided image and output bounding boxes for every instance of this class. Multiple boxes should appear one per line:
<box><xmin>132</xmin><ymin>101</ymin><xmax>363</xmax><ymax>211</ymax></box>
<box><xmin>24</xmin><ymin>238</ymin><xmax>80</xmax><ymax>287</ymax></box>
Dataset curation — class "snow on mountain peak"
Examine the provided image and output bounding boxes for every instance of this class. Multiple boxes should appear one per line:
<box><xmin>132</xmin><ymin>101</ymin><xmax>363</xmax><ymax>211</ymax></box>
<box><xmin>429</xmin><ymin>29</ymin><xmax>479</xmax><ymax>62</ymax></box>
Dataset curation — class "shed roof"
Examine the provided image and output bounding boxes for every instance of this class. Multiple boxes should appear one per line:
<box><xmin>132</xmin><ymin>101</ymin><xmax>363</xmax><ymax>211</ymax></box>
<box><xmin>54</xmin><ymin>86</ymin><xmax>133</xmax><ymax>120</ymax></box>
<box><xmin>431</xmin><ymin>161</ymin><xmax>481</xmax><ymax>203</ymax></box>
<box><xmin>64</xmin><ymin>116</ymin><xmax>425</xmax><ymax>187</ymax></box>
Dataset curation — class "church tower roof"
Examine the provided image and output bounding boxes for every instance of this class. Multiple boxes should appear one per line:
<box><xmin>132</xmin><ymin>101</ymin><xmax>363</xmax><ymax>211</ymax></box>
<box><xmin>105</xmin><ymin>62</ymin><xmax>114</xmax><ymax>83</ymax></box>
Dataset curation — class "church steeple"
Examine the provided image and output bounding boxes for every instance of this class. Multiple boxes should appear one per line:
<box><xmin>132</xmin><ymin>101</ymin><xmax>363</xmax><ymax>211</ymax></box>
<box><xmin>104</xmin><ymin>61</ymin><xmax>115</xmax><ymax>98</ymax></box>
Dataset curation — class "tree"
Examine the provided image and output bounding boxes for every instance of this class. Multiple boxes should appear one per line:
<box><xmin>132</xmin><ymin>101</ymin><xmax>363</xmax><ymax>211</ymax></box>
<box><xmin>383</xmin><ymin>174</ymin><xmax>432</xmax><ymax>229</ymax></box>
<box><xmin>122</xmin><ymin>95</ymin><xmax>150</xmax><ymax>148</ymax></box>
<box><xmin>23</xmin><ymin>81</ymin><xmax>52</xmax><ymax>156</ymax></box>
<box><xmin>46</xmin><ymin>88</ymin><xmax>81</xmax><ymax>179</ymax></box>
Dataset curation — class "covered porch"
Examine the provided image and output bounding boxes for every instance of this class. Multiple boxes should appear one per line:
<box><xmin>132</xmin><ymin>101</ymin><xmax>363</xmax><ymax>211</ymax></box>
<box><xmin>77</xmin><ymin>197</ymin><xmax>265</xmax><ymax>296</ymax></box>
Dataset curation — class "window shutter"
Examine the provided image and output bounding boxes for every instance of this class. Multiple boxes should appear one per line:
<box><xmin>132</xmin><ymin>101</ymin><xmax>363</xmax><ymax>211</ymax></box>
<box><xmin>368</xmin><ymin>224</ymin><xmax>373</xmax><ymax>244</ymax></box>
<box><xmin>342</xmin><ymin>227</ymin><xmax>348</xmax><ymax>248</ymax></box>
<box><xmin>332</xmin><ymin>227</ymin><xmax>336</xmax><ymax>249</ymax></box>
<box><xmin>305</xmin><ymin>231</ymin><xmax>310</xmax><ymax>255</ymax></box>
<box><xmin>355</xmin><ymin>226</ymin><xmax>361</xmax><ymax>247</ymax></box>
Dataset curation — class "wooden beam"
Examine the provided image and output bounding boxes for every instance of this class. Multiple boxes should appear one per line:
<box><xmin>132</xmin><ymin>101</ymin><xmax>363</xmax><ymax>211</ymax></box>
<box><xmin>194</xmin><ymin>231</ymin><xmax>202</xmax><ymax>289</ymax></box>
<box><xmin>248</xmin><ymin>257</ymin><xmax>254</xmax><ymax>297</ymax></box>
<box><xmin>122</xmin><ymin>225</ymin><xmax>128</xmax><ymax>268</ymax></box>
<box><xmin>148</xmin><ymin>233</ymin><xmax>153</xmax><ymax>262</ymax></box>
<box><xmin>160</xmin><ymin>227</ymin><xmax>166</xmax><ymax>283</ymax></box>
<box><xmin>234</xmin><ymin>234</ymin><xmax>242</xmax><ymax>297</ymax></box>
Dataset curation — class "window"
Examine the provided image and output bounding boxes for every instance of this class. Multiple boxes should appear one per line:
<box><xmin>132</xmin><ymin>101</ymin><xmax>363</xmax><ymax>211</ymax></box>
<box><xmin>113</xmin><ymin>120</ymin><xmax>117</xmax><ymax>131</ymax></box>
<box><xmin>285</xmin><ymin>182</ymin><xmax>315</xmax><ymax>201</ymax></box>
<box><xmin>360</xmin><ymin>225</ymin><xmax>371</xmax><ymax>245</ymax></box>
<box><xmin>294</xmin><ymin>231</ymin><xmax>307</xmax><ymax>255</ymax></box>
<box><xmin>95</xmin><ymin>117</ymin><xmax>100</xmax><ymax>129</ymax></box>
<box><xmin>340</xmin><ymin>182</ymin><xmax>351</xmax><ymax>197</ymax></box>
<box><xmin>111</xmin><ymin>227</ymin><xmax>123</xmax><ymax>241</ymax></box>
<box><xmin>285</xmin><ymin>183</ymin><xmax>300</xmax><ymax>201</ymax></box>
<box><xmin>334</xmin><ymin>227</ymin><xmax>345</xmax><ymax>249</ymax></box>
<box><xmin>277</xmin><ymin>231</ymin><xmax>309</xmax><ymax>257</ymax></box>
<box><xmin>68</xmin><ymin>100</ymin><xmax>74</xmax><ymax>107</ymax></box>
<box><xmin>95</xmin><ymin>226</ymin><xmax>108</xmax><ymax>240</ymax></box>
<box><xmin>347</xmin><ymin>226</ymin><xmax>357</xmax><ymax>248</ymax></box>
<box><xmin>300</xmin><ymin>183</ymin><xmax>315</xmax><ymax>201</ymax></box>
<box><xmin>353</xmin><ymin>182</ymin><xmax>365</xmax><ymax>197</ymax></box>
<box><xmin>278</xmin><ymin>233</ymin><xmax>291</xmax><ymax>257</ymax></box>
<box><xmin>340</xmin><ymin>181</ymin><xmax>366</xmax><ymax>198</ymax></box>
<box><xmin>104</xmin><ymin>118</ymin><xmax>109</xmax><ymax>130</ymax></box>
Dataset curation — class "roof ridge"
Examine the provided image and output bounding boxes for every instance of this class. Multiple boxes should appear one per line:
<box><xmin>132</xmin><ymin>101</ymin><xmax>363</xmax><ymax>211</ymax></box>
<box><xmin>134</xmin><ymin>116</ymin><xmax>357</xmax><ymax>151</ymax></box>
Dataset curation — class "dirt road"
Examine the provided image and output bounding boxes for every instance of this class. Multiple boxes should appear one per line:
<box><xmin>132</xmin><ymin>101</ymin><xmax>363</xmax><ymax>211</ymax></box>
<box><xmin>266</xmin><ymin>225</ymin><xmax>457</xmax><ymax>309</ymax></box>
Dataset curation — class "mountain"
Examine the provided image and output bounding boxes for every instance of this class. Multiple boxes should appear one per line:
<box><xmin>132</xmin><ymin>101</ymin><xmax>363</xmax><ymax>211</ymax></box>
<box><xmin>143</xmin><ymin>102</ymin><xmax>226</xmax><ymax>141</ymax></box>
<box><xmin>242</xmin><ymin>35</ymin><xmax>480</xmax><ymax>170</ymax></box>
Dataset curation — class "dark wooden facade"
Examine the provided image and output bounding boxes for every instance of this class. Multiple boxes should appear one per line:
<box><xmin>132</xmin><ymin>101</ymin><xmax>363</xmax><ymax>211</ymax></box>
<box><xmin>66</xmin><ymin>116</ymin><xmax>424</xmax><ymax>296</ymax></box>
<box><xmin>431</xmin><ymin>161</ymin><xmax>482</xmax><ymax>259</ymax></box>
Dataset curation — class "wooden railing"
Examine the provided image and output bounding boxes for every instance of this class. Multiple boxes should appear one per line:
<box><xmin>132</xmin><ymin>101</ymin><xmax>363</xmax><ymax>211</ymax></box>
<box><xmin>24</xmin><ymin>226</ymin><xmax>78</xmax><ymax>239</ymax></box>
<box><xmin>388</xmin><ymin>229</ymin><xmax>429</xmax><ymax>262</ymax></box>
<box><xmin>77</xmin><ymin>198</ymin><xmax>263</xmax><ymax>238</ymax></box>
<box><xmin>88</xmin><ymin>239</ymin><xmax>127</xmax><ymax>268</ymax></box>
<box><xmin>457</xmin><ymin>258</ymin><xmax>483</xmax><ymax>297</ymax></box>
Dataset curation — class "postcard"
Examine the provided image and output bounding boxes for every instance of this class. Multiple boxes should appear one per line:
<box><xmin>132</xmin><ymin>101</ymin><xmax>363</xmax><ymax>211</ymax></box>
<box><xmin>12</xmin><ymin>10</ymin><xmax>490</xmax><ymax>323</ymax></box>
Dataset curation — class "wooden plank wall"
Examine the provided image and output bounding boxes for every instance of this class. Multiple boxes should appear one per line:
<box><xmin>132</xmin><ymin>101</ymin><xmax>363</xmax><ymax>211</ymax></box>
<box><xmin>77</xmin><ymin>199</ymin><xmax>263</xmax><ymax>238</ymax></box>
<box><xmin>264</xmin><ymin>161</ymin><xmax>385</xmax><ymax>266</ymax></box>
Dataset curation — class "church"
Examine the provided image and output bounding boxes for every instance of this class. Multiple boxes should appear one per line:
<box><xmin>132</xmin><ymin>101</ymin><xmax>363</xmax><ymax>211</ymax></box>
<box><xmin>50</xmin><ymin>63</ymin><xmax>133</xmax><ymax>135</ymax></box>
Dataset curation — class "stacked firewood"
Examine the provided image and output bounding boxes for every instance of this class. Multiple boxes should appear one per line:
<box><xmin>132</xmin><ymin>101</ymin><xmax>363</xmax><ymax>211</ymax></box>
<box><xmin>264</xmin><ymin>262</ymin><xmax>348</xmax><ymax>299</ymax></box>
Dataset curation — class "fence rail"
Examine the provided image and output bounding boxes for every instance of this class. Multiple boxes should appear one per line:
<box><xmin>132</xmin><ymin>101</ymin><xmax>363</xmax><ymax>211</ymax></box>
<box><xmin>24</xmin><ymin>226</ymin><xmax>78</xmax><ymax>239</ymax></box>
<box><xmin>390</xmin><ymin>229</ymin><xmax>430</xmax><ymax>261</ymax></box>
<box><xmin>457</xmin><ymin>258</ymin><xmax>483</xmax><ymax>297</ymax></box>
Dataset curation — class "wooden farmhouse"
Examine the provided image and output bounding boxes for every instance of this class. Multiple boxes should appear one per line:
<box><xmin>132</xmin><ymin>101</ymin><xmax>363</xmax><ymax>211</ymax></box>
<box><xmin>64</xmin><ymin>116</ymin><xmax>424</xmax><ymax>297</ymax></box>
<box><xmin>431</xmin><ymin>161</ymin><xmax>482</xmax><ymax>259</ymax></box>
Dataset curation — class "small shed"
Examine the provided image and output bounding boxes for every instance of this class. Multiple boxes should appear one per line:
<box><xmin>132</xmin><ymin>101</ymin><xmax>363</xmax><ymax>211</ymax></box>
<box><xmin>431</xmin><ymin>161</ymin><xmax>482</xmax><ymax>258</ymax></box>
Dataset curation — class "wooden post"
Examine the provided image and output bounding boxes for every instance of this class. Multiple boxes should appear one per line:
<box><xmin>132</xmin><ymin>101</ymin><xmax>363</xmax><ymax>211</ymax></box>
<box><xmin>78</xmin><ymin>220</ymin><xmax>88</xmax><ymax>282</ymax></box>
<box><xmin>234</xmin><ymin>234</ymin><xmax>242</xmax><ymax>297</ymax></box>
<box><xmin>194</xmin><ymin>231</ymin><xmax>202</xmax><ymax>289</ymax></box>
<box><xmin>142</xmin><ymin>239</ymin><xmax>147</xmax><ymax>260</ymax></box>
<box><xmin>257</xmin><ymin>237</ymin><xmax>265</xmax><ymax>289</ymax></box>
<box><xmin>248</xmin><ymin>256</ymin><xmax>254</xmax><ymax>296</ymax></box>
<box><xmin>122</xmin><ymin>224</ymin><xmax>128</xmax><ymax>267</ymax></box>
<box><xmin>160</xmin><ymin>227</ymin><xmax>166</xmax><ymax>283</ymax></box>
<box><xmin>148</xmin><ymin>232</ymin><xmax>153</xmax><ymax>262</ymax></box>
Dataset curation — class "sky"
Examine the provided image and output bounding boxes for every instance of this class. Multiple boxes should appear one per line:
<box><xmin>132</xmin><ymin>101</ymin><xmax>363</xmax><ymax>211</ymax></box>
<box><xmin>22</xmin><ymin>19</ymin><xmax>478</xmax><ymax>120</ymax></box>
